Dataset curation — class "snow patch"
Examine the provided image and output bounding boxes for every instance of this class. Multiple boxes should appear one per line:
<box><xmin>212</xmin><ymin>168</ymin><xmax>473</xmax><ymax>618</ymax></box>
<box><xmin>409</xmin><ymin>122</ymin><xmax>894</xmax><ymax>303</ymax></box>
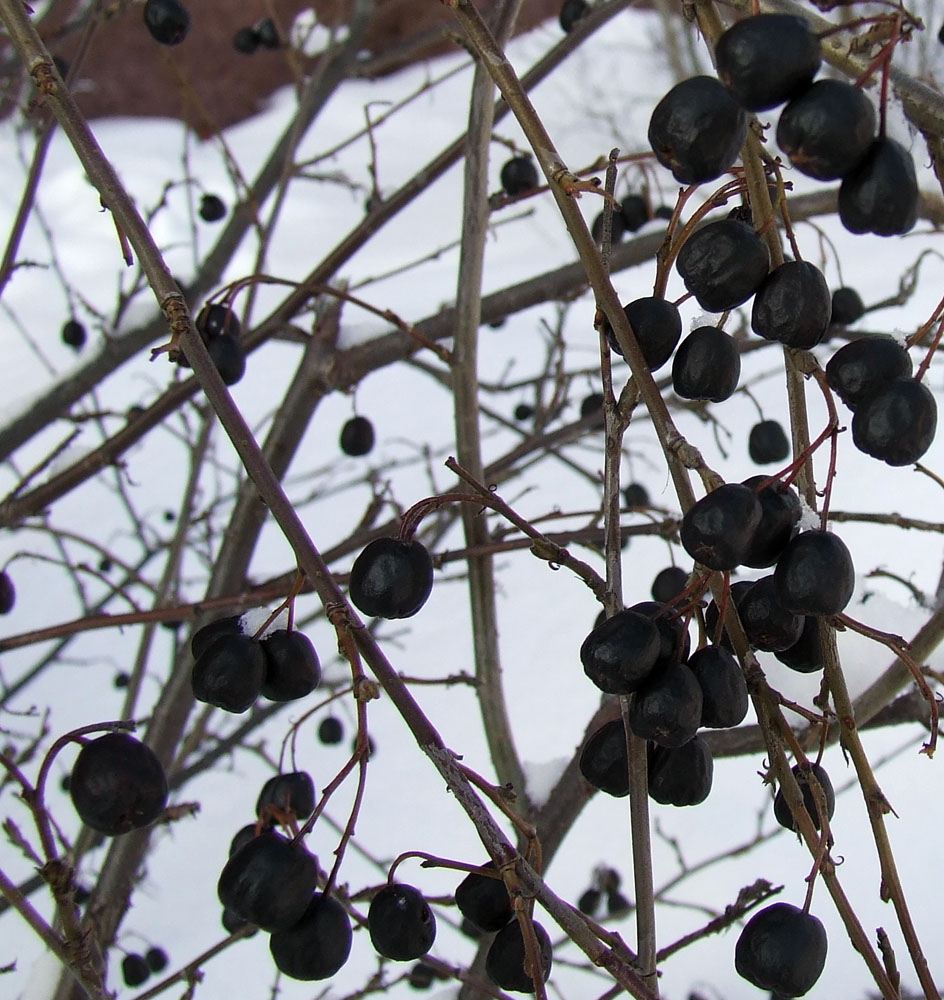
<box><xmin>522</xmin><ymin>756</ymin><xmax>569</xmax><ymax>809</ymax></box>
<box><xmin>797</xmin><ymin>495</ymin><xmax>821</xmax><ymax>532</ymax></box>
<box><xmin>238</xmin><ymin>606</ymin><xmax>289</xmax><ymax>639</ymax></box>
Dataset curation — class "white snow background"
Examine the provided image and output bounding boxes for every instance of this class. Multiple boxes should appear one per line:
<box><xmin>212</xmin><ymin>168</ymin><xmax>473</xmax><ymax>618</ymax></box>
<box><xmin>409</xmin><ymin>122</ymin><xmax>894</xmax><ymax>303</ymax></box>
<box><xmin>2</xmin><ymin>4</ymin><xmax>944</xmax><ymax>1000</ymax></box>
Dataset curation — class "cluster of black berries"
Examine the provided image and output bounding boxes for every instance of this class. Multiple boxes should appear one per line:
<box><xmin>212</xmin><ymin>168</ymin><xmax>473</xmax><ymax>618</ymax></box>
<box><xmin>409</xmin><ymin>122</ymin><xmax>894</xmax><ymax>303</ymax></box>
<box><xmin>175</xmin><ymin>303</ymin><xmax>246</xmax><ymax>386</ymax></box>
<box><xmin>650</xmin><ymin>12</ymin><xmax>917</xmax><ymax>238</ymax></box>
<box><xmin>826</xmin><ymin>334</ymin><xmax>937</xmax><ymax>466</ymax></box>
<box><xmin>576</xmin><ymin>866</ymin><xmax>632</xmax><ymax>920</ymax></box>
<box><xmin>190</xmin><ymin>616</ymin><xmax>321</xmax><ymax>713</ymax></box>
<box><xmin>121</xmin><ymin>947</ymin><xmax>168</xmax><ymax>988</ymax></box>
<box><xmin>218</xmin><ymin>773</ymin><xmax>354</xmax><ymax>980</ymax></box>
<box><xmin>455</xmin><ymin>862</ymin><xmax>552</xmax><ymax>993</ymax></box>
<box><xmin>232</xmin><ymin>19</ymin><xmax>281</xmax><ymax>55</ymax></box>
<box><xmin>590</xmin><ymin>192</ymin><xmax>671</xmax><ymax>246</ymax></box>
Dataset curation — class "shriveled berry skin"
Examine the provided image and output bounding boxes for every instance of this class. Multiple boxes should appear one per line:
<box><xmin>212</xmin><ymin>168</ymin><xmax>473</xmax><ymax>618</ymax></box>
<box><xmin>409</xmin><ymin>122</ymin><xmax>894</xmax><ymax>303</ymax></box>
<box><xmin>270</xmin><ymin>893</ymin><xmax>353</xmax><ymax>981</ymax></box>
<box><xmin>774</xmin><ymin>530</ymin><xmax>855</xmax><ymax>616</ymax></box>
<box><xmin>486</xmin><ymin>919</ymin><xmax>553</xmax><ymax>993</ymax></box>
<box><xmin>340</xmin><ymin>415</ymin><xmax>375</xmax><ymax>456</ymax></box>
<box><xmin>673</xmin><ymin>326</ymin><xmax>741</xmax><ymax>402</ymax></box>
<box><xmin>368</xmin><ymin>883</ymin><xmax>437</xmax><ymax>961</ymax></box>
<box><xmin>735</xmin><ymin>902</ymin><xmax>827</xmax><ymax>996</ymax></box>
<box><xmin>773</xmin><ymin>762</ymin><xmax>835</xmax><ymax>831</ymax></box>
<box><xmin>825</xmin><ymin>336</ymin><xmax>913</xmax><ymax>410</ymax></box>
<box><xmin>704</xmin><ymin>580</ymin><xmax>754</xmax><ymax>651</ymax></box>
<box><xmin>455</xmin><ymin>862</ymin><xmax>513</xmax><ymax>932</ymax></box>
<box><xmin>716</xmin><ymin>14</ymin><xmax>821</xmax><ymax>111</ymax></box>
<box><xmin>774</xmin><ymin>615</ymin><xmax>825</xmax><ymax>673</ymax></box>
<box><xmin>751</xmin><ymin>260</ymin><xmax>831</xmax><ymax>349</ymax></box>
<box><xmin>777</xmin><ymin>79</ymin><xmax>875</xmax><ymax>180</ymax></box>
<box><xmin>256</xmin><ymin>771</ymin><xmax>316</xmax><ymax>822</ymax></box>
<box><xmin>219</xmin><ymin>831</ymin><xmax>320</xmax><ymax>931</ymax></box>
<box><xmin>687</xmin><ymin>645</ymin><xmax>748</xmax><ymax>728</ymax></box>
<box><xmin>580</xmin><ymin>609</ymin><xmax>661</xmax><ymax>695</ymax></box>
<box><xmin>741</xmin><ymin>477</ymin><xmax>801</xmax><ymax>569</ymax></box>
<box><xmin>70</xmin><ymin>733</ymin><xmax>168</xmax><ymax>836</ymax></box>
<box><xmin>830</xmin><ymin>287</ymin><xmax>865</xmax><ymax>326</ymax></box>
<box><xmin>349</xmin><ymin>538</ymin><xmax>434</xmax><ymax>619</ymax></box>
<box><xmin>500</xmin><ymin>156</ymin><xmax>538</xmax><ymax>196</ymax></box>
<box><xmin>143</xmin><ymin>0</ymin><xmax>190</xmax><ymax>45</ymax></box>
<box><xmin>851</xmin><ymin>377</ymin><xmax>937</xmax><ymax>466</ymax></box>
<box><xmin>192</xmin><ymin>633</ymin><xmax>266</xmax><ymax>713</ymax></box>
<box><xmin>749</xmin><ymin>420</ymin><xmax>790</xmax><ymax>464</ymax></box>
<box><xmin>648</xmin><ymin>76</ymin><xmax>748</xmax><ymax>184</ymax></box>
<box><xmin>579</xmin><ymin>719</ymin><xmax>629</xmax><ymax>797</ymax></box>
<box><xmin>627</xmin><ymin>661</ymin><xmax>703</xmax><ymax>747</ymax></box>
<box><xmin>259</xmin><ymin>629</ymin><xmax>321</xmax><ymax>701</ymax></box>
<box><xmin>648</xmin><ymin>736</ymin><xmax>713</xmax><ymax>806</ymax></box>
<box><xmin>737</xmin><ymin>575</ymin><xmax>803</xmax><ymax>651</ymax></box>
<box><xmin>628</xmin><ymin>600</ymin><xmax>691</xmax><ymax>667</ymax></box>
<box><xmin>839</xmin><ymin>138</ymin><xmax>918</xmax><ymax>237</ymax></box>
<box><xmin>675</xmin><ymin>218</ymin><xmax>770</xmax><ymax>313</ymax></box>
<box><xmin>605</xmin><ymin>296</ymin><xmax>682</xmax><ymax>372</ymax></box>
<box><xmin>681</xmin><ymin>483</ymin><xmax>762</xmax><ymax>571</ymax></box>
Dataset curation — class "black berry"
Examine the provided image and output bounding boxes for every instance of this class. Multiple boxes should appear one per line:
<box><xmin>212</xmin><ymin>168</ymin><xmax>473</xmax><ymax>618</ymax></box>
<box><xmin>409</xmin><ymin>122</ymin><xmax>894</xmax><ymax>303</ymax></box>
<box><xmin>368</xmin><ymin>883</ymin><xmax>437</xmax><ymax>961</ymax></box>
<box><xmin>349</xmin><ymin>537</ymin><xmax>434</xmax><ymax>619</ymax></box>
<box><xmin>340</xmin><ymin>415</ymin><xmax>375</xmax><ymax>456</ymax></box>
<box><xmin>500</xmin><ymin>156</ymin><xmax>539</xmax><ymax>196</ymax></box>
<box><xmin>143</xmin><ymin>0</ymin><xmax>190</xmax><ymax>45</ymax></box>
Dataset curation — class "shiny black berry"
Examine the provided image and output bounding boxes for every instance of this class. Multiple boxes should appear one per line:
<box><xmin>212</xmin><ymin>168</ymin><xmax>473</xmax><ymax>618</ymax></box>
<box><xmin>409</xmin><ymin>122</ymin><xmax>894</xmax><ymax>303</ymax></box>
<box><xmin>455</xmin><ymin>862</ymin><xmax>513</xmax><ymax>932</ymax></box>
<box><xmin>851</xmin><ymin>377</ymin><xmax>937</xmax><ymax>466</ymax></box>
<box><xmin>318</xmin><ymin>716</ymin><xmax>344</xmax><ymax>744</ymax></box>
<box><xmin>61</xmin><ymin>319</ymin><xmax>87</xmax><ymax>350</ymax></box>
<box><xmin>774</xmin><ymin>530</ymin><xmax>855</xmax><ymax>616</ymax></box>
<box><xmin>751</xmin><ymin>260</ymin><xmax>831</xmax><ymax>349</ymax></box>
<box><xmin>191</xmin><ymin>633</ymin><xmax>266</xmax><ymax>713</ymax></box>
<box><xmin>648</xmin><ymin>736</ymin><xmax>713</xmax><ymax>806</ymax></box>
<box><xmin>260</xmin><ymin>629</ymin><xmax>321</xmax><ymax>702</ymax></box>
<box><xmin>749</xmin><ymin>420</ymin><xmax>790</xmax><ymax>464</ymax></box>
<box><xmin>0</xmin><ymin>571</ymin><xmax>14</xmax><ymax>614</ymax></box>
<box><xmin>559</xmin><ymin>0</ymin><xmax>588</xmax><ymax>32</ymax></box>
<box><xmin>774</xmin><ymin>615</ymin><xmax>825</xmax><ymax>673</ymax></box>
<box><xmin>579</xmin><ymin>719</ymin><xmax>629</xmax><ymax>797</ymax></box>
<box><xmin>349</xmin><ymin>537</ymin><xmax>434</xmax><ymax>619</ymax></box>
<box><xmin>675</xmin><ymin>218</ymin><xmax>770</xmax><ymax>313</ymax></box>
<box><xmin>191</xmin><ymin>615</ymin><xmax>242</xmax><ymax>660</ymax></box>
<box><xmin>580</xmin><ymin>608</ymin><xmax>661</xmax><ymax>695</ymax></box>
<box><xmin>737</xmin><ymin>575</ymin><xmax>804</xmax><ymax>651</ymax></box>
<box><xmin>500</xmin><ymin>157</ymin><xmax>539</xmax><ymax>196</ymax></box>
<box><xmin>627</xmin><ymin>661</ymin><xmax>703</xmax><ymax>747</ymax></box>
<box><xmin>839</xmin><ymin>137</ymin><xmax>918</xmax><ymax>237</ymax></box>
<box><xmin>485</xmin><ymin>919</ymin><xmax>553</xmax><ymax>993</ymax></box>
<box><xmin>368</xmin><ymin>883</ymin><xmax>437</xmax><ymax>961</ymax></box>
<box><xmin>680</xmin><ymin>483</ymin><xmax>762</xmax><ymax>571</ymax></box>
<box><xmin>735</xmin><ymin>902</ymin><xmax>827</xmax><ymax>996</ymax></box>
<box><xmin>145</xmin><ymin>947</ymin><xmax>168</xmax><ymax>973</ymax></box>
<box><xmin>777</xmin><ymin>79</ymin><xmax>875</xmax><ymax>180</ymax></box>
<box><xmin>605</xmin><ymin>296</ymin><xmax>682</xmax><ymax>372</ymax></box>
<box><xmin>208</xmin><ymin>333</ymin><xmax>246</xmax><ymax>386</ymax></box>
<box><xmin>741</xmin><ymin>477</ymin><xmax>801</xmax><ymax>569</ymax></box>
<box><xmin>672</xmin><ymin>326</ymin><xmax>741</xmax><ymax>402</ymax></box>
<box><xmin>122</xmin><ymin>954</ymin><xmax>150</xmax><ymax>987</ymax></box>
<box><xmin>830</xmin><ymin>287</ymin><xmax>865</xmax><ymax>326</ymax></box>
<box><xmin>825</xmin><ymin>336</ymin><xmax>913</xmax><ymax>410</ymax></box>
<box><xmin>270</xmin><ymin>893</ymin><xmax>353</xmax><ymax>980</ymax></box>
<box><xmin>70</xmin><ymin>732</ymin><xmax>168</xmax><ymax>836</ymax></box>
<box><xmin>218</xmin><ymin>831</ymin><xmax>319</xmax><ymax>931</ymax></box>
<box><xmin>773</xmin><ymin>761</ymin><xmax>835</xmax><ymax>832</ymax></box>
<box><xmin>199</xmin><ymin>194</ymin><xmax>226</xmax><ymax>222</ymax></box>
<box><xmin>688</xmin><ymin>645</ymin><xmax>748</xmax><ymax>728</ymax></box>
<box><xmin>716</xmin><ymin>14</ymin><xmax>821</xmax><ymax>111</ymax></box>
<box><xmin>648</xmin><ymin>76</ymin><xmax>748</xmax><ymax>184</ymax></box>
<box><xmin>651</xmin><ymin>566</ymin><xmax>689</xmax><ymax>604</ymax></box>
<box><xmin>340</xmin><ymin>415</ymin><xmax>375</xmax><ymax>456</ymax></box>
<box><xmin>143</xmin><ymin>0</ymin><xmax>190</xmax><ymax>45</ymax></box>
<box><xmin>256</xmin><ymin>771</ymin><xmax>316</xmax><ymax>823</ymax></box>
<box><xmin>620</xmin><ymin>193</ymin><xmax>649</xmax><ymax>232</ymax></box>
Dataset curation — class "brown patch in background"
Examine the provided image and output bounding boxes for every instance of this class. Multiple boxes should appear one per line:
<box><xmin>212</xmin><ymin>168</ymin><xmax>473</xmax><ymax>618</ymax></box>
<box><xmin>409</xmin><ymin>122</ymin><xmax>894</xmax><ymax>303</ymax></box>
<box><xmin>9</xmin><ymin>0</ymin><xmax>565</xmax><ymax>136</ymax></box>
